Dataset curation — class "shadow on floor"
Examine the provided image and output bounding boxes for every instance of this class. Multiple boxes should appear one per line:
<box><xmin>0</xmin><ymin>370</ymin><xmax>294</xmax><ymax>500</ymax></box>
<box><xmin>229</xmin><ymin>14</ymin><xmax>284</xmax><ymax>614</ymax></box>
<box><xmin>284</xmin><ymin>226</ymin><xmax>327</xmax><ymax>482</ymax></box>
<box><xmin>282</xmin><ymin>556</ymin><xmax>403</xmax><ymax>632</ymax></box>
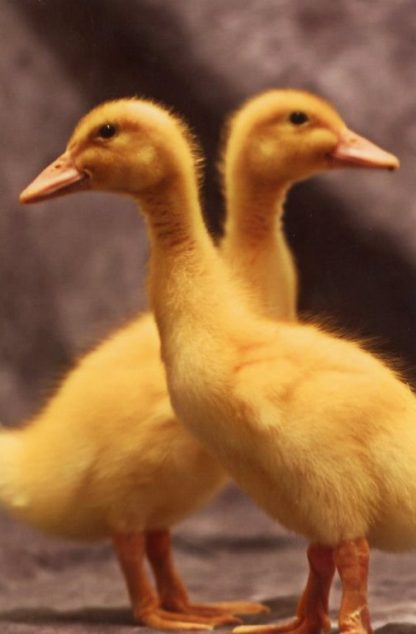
<box><xmin>0</xmin><ymin>605</ymin><xmax>134</xmax><ymax>626</ymax></box>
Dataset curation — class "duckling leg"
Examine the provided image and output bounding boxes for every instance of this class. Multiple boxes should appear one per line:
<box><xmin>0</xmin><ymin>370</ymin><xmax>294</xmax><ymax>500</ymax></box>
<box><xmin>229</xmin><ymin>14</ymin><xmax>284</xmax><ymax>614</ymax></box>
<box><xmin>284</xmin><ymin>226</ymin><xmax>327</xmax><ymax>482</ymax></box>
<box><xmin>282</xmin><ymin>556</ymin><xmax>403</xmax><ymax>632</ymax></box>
<box><xmin>112</xmin><ymin>531</ymin><xmax>215</xmax><ymax>630</ymax></box>
<box><xmin>334</xmin><ymin>538</ymin><xmax>372</xmax><ymax>634</ymax></box>
<box><xmin>233</xmin><ymin>543</ymin><xmax>335</xmax><ymax>634</ymax></box>
<box><xmin>146</xmin><ymin>529</ymin><xmax>266</xmax><ymax>622</ymax></box>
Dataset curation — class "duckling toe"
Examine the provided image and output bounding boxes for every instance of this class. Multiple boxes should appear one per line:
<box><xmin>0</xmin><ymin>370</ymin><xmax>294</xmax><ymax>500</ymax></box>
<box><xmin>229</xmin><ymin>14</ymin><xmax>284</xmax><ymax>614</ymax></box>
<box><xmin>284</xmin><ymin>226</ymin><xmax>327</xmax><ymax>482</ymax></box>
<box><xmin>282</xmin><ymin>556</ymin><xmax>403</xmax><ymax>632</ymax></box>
<box><xmin>200</xmin><ymin>600</ymin><xmax>269</xmax><ymax>616</ymax></box>
<box><xmin>140</xmin><ymin>608</ymin><xmax>216</xmax><ymax>631</ymax></box>
<box><xmin>232</xmin><ymin>615</ymin><xmax>328</xmax><ymax>634</ymax></box>
<box><xmin>161</xmin><ymin>606</ymin><xmax>241</xmax><ymax>627</ymax></box>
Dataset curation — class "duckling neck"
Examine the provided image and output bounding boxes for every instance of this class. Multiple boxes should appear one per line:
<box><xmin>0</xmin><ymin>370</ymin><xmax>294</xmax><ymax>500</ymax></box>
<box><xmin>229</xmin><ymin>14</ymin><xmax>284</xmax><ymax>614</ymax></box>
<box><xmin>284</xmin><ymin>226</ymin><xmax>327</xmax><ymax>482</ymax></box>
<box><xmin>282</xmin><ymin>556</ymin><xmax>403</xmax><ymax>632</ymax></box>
<box><xmin>222</xmin><ymin>178</ymin><xmax>297</xmax><ymax>321</ymax></box>
<box><xmin>224</xmin><ymin>179</ymin><xmax>288</xmax><ymax>239</ymax></box>
<box><xmin>137</xmin><ymin>179</ymin><xmax>253</xmax><ymax>368</ymax></box>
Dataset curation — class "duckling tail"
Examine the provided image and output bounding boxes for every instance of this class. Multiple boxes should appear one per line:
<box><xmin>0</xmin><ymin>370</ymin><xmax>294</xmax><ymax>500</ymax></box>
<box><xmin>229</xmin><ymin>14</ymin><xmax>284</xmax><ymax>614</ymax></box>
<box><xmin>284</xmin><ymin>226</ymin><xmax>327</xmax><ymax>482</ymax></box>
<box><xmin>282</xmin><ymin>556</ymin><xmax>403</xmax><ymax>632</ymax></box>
<box><xmin>0</xmin><ymin>424</ymin><xmax>97</xmax><ymax>538</ymax></box>
<box><xmin>0</xmin><ymin>426</ymin><xmax>29</xmax><ymax>517</ymax></box>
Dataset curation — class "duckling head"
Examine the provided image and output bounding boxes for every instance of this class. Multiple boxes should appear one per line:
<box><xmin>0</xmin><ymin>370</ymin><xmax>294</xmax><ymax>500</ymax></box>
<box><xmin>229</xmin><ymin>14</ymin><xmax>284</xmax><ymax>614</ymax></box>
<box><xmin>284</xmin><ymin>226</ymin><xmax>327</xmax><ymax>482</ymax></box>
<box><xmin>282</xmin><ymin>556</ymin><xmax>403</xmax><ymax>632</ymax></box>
<box><xmin>20</xmin><ymin>98</ymin><xmax>200</xmax><ymax>205</ymax></box>
<box><xmin>223</xmin><ymin>89</ymin><xmax>399</xmax><ymax>187</ymax></box>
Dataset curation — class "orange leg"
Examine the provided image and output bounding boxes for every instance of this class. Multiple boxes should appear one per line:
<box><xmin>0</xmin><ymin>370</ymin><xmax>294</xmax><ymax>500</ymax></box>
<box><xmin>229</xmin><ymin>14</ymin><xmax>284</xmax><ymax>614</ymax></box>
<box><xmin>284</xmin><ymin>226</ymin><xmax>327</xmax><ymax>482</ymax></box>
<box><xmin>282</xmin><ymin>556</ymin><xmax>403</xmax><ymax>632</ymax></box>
<box><xmin>234</xmin><ymin>543</ymin><xmax>335</xmax><ymax>634</ymax></box>
<box><xmin>334</xmin><ymin>538</ymin><xmax>372</xmax><ymax>634</ymax></box>
<box><xmin>112</xmin><ymin>531</ymin><xmax>215</xmax><ymax>630</ymax></box>
<box><xmin>146</xmin><ymin>529</ymin><xmax>267</xmax><ymax>624</ymax></box>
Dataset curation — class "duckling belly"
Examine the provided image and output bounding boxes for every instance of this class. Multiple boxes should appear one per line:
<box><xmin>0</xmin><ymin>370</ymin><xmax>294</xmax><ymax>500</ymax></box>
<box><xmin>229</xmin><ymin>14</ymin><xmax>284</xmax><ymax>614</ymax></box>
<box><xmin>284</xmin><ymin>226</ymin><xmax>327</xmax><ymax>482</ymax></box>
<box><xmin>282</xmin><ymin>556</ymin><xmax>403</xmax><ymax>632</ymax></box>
<box><xmin>213</xmin><ymin>442</ymin><xmax>373</xmax><ymax>546</ymax></box>
<box><xmin>366</xmin><ymin>426</ymin><xmax>416</xmax><ymax>552</ymax></box>
<box><xmin>102</xmin><ymin>418</ymin><xmax>227</xmax><ymax>533</ymax></box>
<box><xmin>236</xmin><ymin>422</ymin><xmax>416</xmax><ymax>549</ymax></box>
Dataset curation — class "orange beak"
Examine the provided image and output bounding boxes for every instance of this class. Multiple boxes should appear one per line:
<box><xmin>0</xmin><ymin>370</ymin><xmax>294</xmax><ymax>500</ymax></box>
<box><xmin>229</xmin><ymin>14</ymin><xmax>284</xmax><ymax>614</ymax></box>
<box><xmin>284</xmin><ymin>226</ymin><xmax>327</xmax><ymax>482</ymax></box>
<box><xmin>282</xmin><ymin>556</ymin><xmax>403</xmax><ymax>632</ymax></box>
<box><xmin>328</xmin><ymin>128</ymin><xmax>399</xmax><ymax>171</ymax></box>
<box><xmin>19</xmin><ymin>152</ymin><xmax>90</xmax><ymax>204</ymax></box>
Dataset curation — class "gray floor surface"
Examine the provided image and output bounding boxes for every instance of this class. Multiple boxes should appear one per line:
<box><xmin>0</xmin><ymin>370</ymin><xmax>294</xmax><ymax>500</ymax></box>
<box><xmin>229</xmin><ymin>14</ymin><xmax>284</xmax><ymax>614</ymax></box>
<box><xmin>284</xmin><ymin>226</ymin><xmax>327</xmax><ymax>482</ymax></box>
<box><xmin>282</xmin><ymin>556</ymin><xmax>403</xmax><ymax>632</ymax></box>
<box><xmin>1</xmin><ymin>485</ymin><xmax>416</xmax><ymax>633</ymax></box>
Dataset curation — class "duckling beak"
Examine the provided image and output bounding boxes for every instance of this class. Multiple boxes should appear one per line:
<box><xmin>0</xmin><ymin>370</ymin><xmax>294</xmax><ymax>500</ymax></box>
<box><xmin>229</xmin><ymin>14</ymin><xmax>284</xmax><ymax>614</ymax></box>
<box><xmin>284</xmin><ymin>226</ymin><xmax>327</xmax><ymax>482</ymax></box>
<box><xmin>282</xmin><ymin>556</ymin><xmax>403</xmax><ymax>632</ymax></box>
<box><xmin>329</xmin><ymin>128</ymin><xmax>400</xmax><ymax>170</ymax></box>
<box><xmin>19</xmin><ymin>152</ymin><xmax>90</xmax><ymax>204</ymax></box>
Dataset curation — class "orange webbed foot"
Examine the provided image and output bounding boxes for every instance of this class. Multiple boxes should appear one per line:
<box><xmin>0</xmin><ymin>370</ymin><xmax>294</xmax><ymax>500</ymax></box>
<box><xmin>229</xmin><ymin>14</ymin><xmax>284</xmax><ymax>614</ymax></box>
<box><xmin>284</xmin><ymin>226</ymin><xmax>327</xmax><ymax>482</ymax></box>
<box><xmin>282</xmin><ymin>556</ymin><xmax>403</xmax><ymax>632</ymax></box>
<box><xmin>145</xmin><ymin>529</ymin><xmax>266</xmax><ymax>626</ymax></box>
<box><xmin>113</xmin><ymin>531</ymin><xmax>232</xmax><ymax>631</ymax></box>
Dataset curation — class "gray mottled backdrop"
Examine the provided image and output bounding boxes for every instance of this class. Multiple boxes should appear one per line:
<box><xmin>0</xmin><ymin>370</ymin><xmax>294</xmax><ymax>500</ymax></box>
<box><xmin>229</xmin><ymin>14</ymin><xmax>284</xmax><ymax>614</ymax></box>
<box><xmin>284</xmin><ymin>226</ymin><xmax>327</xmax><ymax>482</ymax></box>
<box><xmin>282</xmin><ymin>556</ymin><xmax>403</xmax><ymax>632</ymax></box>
<box><xmin>1</xmin><ymin>1</ymin><xmax>416</xmax><ymax>633</ymax></box>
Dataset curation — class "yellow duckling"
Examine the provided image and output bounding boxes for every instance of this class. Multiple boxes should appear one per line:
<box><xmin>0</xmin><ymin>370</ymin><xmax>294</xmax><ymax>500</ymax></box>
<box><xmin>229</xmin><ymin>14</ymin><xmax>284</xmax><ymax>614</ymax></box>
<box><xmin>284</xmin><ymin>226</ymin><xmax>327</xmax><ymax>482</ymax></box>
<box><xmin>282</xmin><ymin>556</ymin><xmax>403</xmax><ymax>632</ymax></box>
<box><xmin>7</xmin><ymin>104</ymin><xmax>290</xmax><ymax>630</ymax></box>
<box><xmin>220</xmin><ymin>89</ymin><xmax>398</xmax><ymax>322</ymax></box>
<box><xmin>18</xmin><ymin>94</ymin><xmax>406</xmax><ymax>634</ymax></box>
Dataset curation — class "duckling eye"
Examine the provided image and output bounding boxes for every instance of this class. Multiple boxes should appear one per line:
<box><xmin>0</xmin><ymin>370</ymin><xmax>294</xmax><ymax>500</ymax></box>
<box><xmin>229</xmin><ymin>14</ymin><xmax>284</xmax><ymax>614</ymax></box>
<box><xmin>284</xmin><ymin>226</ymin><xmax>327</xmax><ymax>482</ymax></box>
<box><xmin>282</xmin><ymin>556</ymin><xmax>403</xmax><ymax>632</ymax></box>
<box><xmin>98</xmin><ymin>123</ymin><xmax>117</xmax><ymax>139</ymax></box>
<box><xmin>289</xmin><ymin>112</ymin><xmax>309</xmax><ymax>126</ymax></box>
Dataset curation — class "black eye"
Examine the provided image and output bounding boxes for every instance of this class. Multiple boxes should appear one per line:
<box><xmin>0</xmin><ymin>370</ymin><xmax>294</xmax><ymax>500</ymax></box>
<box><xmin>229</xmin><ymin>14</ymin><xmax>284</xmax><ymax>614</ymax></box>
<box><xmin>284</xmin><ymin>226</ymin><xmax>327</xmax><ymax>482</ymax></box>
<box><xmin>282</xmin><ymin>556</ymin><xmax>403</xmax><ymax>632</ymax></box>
<box><xmin>98</xmin><ymin>123</ymin><xmax>117</xmax><ymax>139</ymax></box>
<box><xmin>289</xmin><ymin>111</ymin><xmax>309</xmax><ymax>126</ymax></box>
